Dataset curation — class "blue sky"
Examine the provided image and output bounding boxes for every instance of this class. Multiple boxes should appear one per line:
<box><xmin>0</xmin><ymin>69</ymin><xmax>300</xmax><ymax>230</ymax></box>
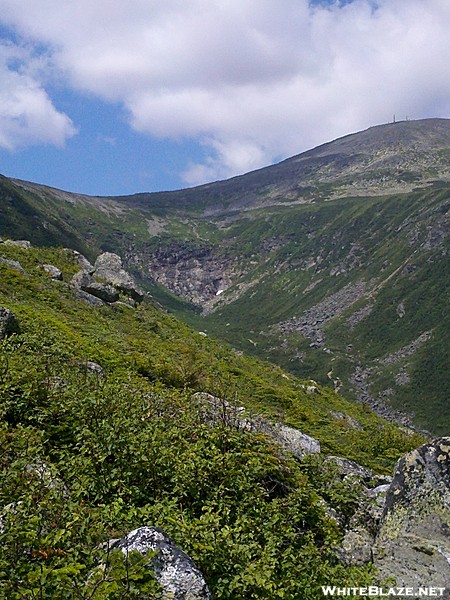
<box><xmin>0</xmin><ymin>0</ymin><xmax>449</xmax><ymax>197</ymax></box>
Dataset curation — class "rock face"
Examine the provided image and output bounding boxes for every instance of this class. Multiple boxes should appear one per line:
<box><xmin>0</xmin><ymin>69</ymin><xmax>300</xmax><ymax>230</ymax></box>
<box><xmin>94</xmin><ymin>253</ymin><xmax>144</xmax><ymax>302</ymax></box>
<box><xmin>0</xmin><ymin>307</ymin><xmax>20</xmax><ymax>339</ymax></box>
<box><xmin>111</xmin><ymin>527</ymin><xmax>212</xmax><ymax>600</ymax></box>
<box><xmin>338</xmin><ymin>484</ymin><xmax>390</xmax><ymax>566</ymax></box>
<box><xmin>373</xmin><ymin>437</ymin><xmax>450</xmax><ymax>591</ymax></box>
<box><xmin>71</xmin><ymin>252</ymin><xmax>144</xmax><ymax>305</ymax></box>
<box><xmin>72</xmin><ymin>250</ymin><xmax>94</xmax><ymax>273</ymax></box>
<box><xmin>324</xmin><ymin>456</ymin><xmax>373</xmax><ymax>483</ymax></box>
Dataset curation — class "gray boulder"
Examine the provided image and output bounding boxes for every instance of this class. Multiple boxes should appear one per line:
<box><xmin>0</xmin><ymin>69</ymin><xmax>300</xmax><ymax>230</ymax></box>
<box><xmin>94</xmin><ymin>253</ymin><xmax>144</xmax><ymax>302</ymax></box>
<box><xmin>70</xmin><ymin>271</ymin><xmax>119</xmax><ymax>303</ymax></box>
<box><xmin>193</xmin><ymin>392</ymin><xmax>320</xmax><ymax>459</ymax></box>
<box><xmin>83</xmin><ymin>281</ymin><xmax>119</xmax><ymax>303</ymax></box>
<box><xmin>42</xmin><ymin>263</ymin><xmax>63</xmax><ymax>280</ymax></box>
<box><xmin>72</xmin><ymin>250</ymin><xmax>95</xmax><ymax>273</ymax></box>
<box><xmin>71</xmin><ymin>270</ymin><xmax>93</xmax><ymax>290</ymax></box>
<box><xmin>3</xmin><ymin>239</ymin><xmax>31</xmax><ymax>249</ymax></box>
<box><xmin>272</xmin><ymin>424</ymin><xmax>320</xmax><ymax>458</ymax></box>
<box><xmin>111</xmin><ymin>527</ymin><xmax>212</xmax><ymax>600</ymax></box>
<box><xmin>70</xmin><ymin>253</ymin><xmax>144</xmax><ymax>305</ymax></box>
<box><xmin>0</xmin><ymin>307</ymin><xmax>20</xmax><ymax>339</ymax></box>
<box><xmin>338</xmin><ymin>484</ymin><xmax>389</xmax><ymax>566</ymax></box>
<box><xmin>0</xmin><ymin>258</ymin><xmax>24</xmax><ymax>272</ymax></box>
<box><xmin>373</xmin><ymin>437</ymin><xmax>450</xmax><ymax>590</ymax></box>
<box><xmin>74</xmin><ymin>289</ymin><xmax>105</xmax><ymax>307</ymax></box>
<box><xmin>324</xmin><ymin>456</ymin><xmax>373</xmax><ymax>483</ymax></box>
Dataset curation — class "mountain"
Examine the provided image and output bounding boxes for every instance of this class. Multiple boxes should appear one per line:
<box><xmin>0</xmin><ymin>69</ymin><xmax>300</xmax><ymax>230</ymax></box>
<box><xmin>1</xmin><ymin>118</ymin><xmax>449</xmax><ymax>434</ymax></box>
<box><xmin>0</xmin><ymin>240</ymin><xmax>431</xmax><ymax>597</ymax></box>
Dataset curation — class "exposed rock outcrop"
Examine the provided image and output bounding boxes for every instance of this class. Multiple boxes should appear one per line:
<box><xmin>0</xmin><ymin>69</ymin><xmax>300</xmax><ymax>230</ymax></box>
<box><xmin>338</xmin><ymin>484</ymin><xmax>390</xmax><ymax>566</ymax></box>
<box><xmin>71</xmin><ymin>252</ymin><xmax>144</xmax><ymax>305</ymax></box>
<box><xmin>277</xmin><ymin>280</ymin><xmax>372</xmax><ymax>348</ymax></box>
<box><xmin>110</xmin><ymin>527</ymin><xmax>212</xmax><ymax>600</ymax></box>
<box><xmin>324</xmin><ymin>456</ymin><xmax>373</xmax><ymax>483</ymax></box>
<box><xmin>94</xmin><ymin>253</ymin><xmax>144</xmax><ymax>302</ymax></box>
<box><xmin>2</xmin><ymin>239</ymin><xmax>31</xmax><ymax>250</ymax></box>
<box><xmin>373</xmin><ymin>437</ymin><xmax>450</xmax><ymax>591</ymax></box>
<box><xmin>272</xmin><ymin>423</ymin><xmax>320</xmax><ymax>458</ymax></box>
<box><xmin>83</xmin><ymin>281</ymin><xmax>119</xmax><ymax>303</ymax></box>
<box><xmin>72</xmin><ymin>250</ymin><xmax>94</xmax><ymax>273</ymax></box>
<box><xmin>0</xmin><ymin>307</ymin><xmax>20</xmax><ymax>339</ymax></box>
<box><xmin>42</xmin><ymin>263</ymin><xmax>63</xmax><ymax>280</ymax></box>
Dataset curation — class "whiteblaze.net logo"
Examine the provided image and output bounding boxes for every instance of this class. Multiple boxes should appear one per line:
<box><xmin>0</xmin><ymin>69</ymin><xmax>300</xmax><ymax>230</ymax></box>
<box><xmin>321</xmin><ymin>586</ymin><xmax>447</xmax><ymax>597</ymax></box>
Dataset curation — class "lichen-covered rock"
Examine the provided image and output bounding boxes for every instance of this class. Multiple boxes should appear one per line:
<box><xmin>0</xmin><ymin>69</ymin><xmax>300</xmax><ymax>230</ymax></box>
<box><xmin>74</xmin><ymin>289</ymin><xmax>105</xmax><ymax>307</ymax></box>
<box><xmin>373</xmin><ymin>437</ymin><xmax>450</xmax><ymax>590</ymax></box>
<box><xmin>329</xmin><ymin>410</ymin><xmax>363</xmax><ymax>430</ymax></box>
<box><xmin>94</xmin><ymin>253</ymin><xmax>144</xmax><ymax>302</ymax></box>
<box><xmin>70</xmin><ymin>253</ymin><xmax>144</xmax><ymax>305</ymax></box>
<box><xmin>338</xmin><ymin>484</ymin><xmax>389</xmax><ymax>566</ymax></box>
<box><xmin>272</xmin><ymin>424</ymin><xmax>320</xmax><ymax>458</ymax></box>
<box><xmin>42</xmin><ymin>264</ymin><xmax>63</xmax><ymax>280</ymax></box>
<box><xmin>0</xmin><ymin>307</ymin><xmax>20</xmax><ymax>339</ymax></box>
<box><xmin>111</xmin><ymin>527</ymin><xmax>212</xmax><ymax>600</ymax></box>
<box><xmin>71</xmin><ymin>269</ymin><xmax>93</xmax><ymax>290</ymax></box>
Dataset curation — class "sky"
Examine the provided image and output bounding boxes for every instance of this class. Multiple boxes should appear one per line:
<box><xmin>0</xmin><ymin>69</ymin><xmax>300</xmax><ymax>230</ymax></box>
<box><xmin>0</xmin><ymin>0</ymin><xmax>449</xmax><ymax>197</ymax></box>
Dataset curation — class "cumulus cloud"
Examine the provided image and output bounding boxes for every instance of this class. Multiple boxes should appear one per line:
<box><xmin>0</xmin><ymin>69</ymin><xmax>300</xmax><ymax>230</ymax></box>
<box><xmin>0</xmin><ymin>0</ymin><xmax>449</xmax><ymax>181</ymax></box>
<box><xmin>0</xmin><ymin>41</ymin><xmax>76</xmax><ymax>150</ymax></box>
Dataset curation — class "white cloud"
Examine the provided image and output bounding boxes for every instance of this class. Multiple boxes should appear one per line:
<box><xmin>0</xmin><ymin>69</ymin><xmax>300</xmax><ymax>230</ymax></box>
<box><xmin>0</xmin><ymin>0</ymin><xmax>449</xmax><ymax>181</ymax></box>
<box><xmin>0</xmin><ymin>42</ymin><xmax>76</xmax><ymax>150</ymax></box>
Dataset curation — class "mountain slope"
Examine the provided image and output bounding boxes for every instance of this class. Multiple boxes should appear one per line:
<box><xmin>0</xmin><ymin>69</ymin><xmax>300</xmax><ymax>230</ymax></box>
<box><xmin>0</xmin><ymin>240</ymin><xmax>427</xmax><ymax>597</ymax></box>
<box><xmin>1</xmin><ymin>118</ymin><xmax>449</xmax><ymax>434</ymax></box>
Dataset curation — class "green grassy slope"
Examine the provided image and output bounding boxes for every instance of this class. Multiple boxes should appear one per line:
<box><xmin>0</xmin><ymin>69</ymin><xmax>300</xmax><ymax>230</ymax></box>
<box><xmin>0</xmin><ymin>242</ymin><xmax>427</xmax><ymax>598</ymax></box>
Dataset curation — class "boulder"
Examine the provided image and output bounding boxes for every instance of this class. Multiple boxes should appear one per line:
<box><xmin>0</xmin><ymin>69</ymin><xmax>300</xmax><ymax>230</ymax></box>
<box><xmin>0</xmin><ymin>258</ymin><xmax>24</xmax><ymax>272</ymax></box>
<box><xmin>110</xmin><ymin>526</ymin><xmax>212</xmax><ymax>600</ymax></box>
<box><xmin>94</xmin><ymin>253</ymin><xmax>144</xmax><ymax>302</ymax></box>
<box><xmin>83</xmin><ymin>282</ymin><xmax>119</xmax><ymax>303</ymax></box>
<box><xmin>3</xmin><ymin>239</ymin><xmax>31</xmax><ymax>249</ymax></box>
<box><xmin>0</xmin><ymin>307</ymin><xmax>20</xmax><ymax>339</ymax></box>
<box><xmin>42</xmin><ymin>264</ymin><xmax>63</xmax><ymax>281</ymax></box>
<box><xmin>70</xmin><ymin>271</ymin><xmax>119</xmax><ymax>303</ymax></box>
<box><xmin>272</xmin><ymin>424</ymin><xmax>320</xmax><ymax>458</ymax></box>
<box><xmin>329</xmin><ymin>410</ymin><xmax>363</xmax><ymax>430</ymax></box>
<box><xmin>72</xmin><ymin>250</ymin><xmax>95</xmax><ymax>273</ymax></box>
<box><xmin>74</xmin><ymin>289</ymin><xmax>105</xmax><ymax>307</ymax></box>
<box><xmin>338</xmin><ymin>484</ymin><xmax>389</xmax><ymax>566</ymax></box>
<box><xmin>70</xmin><ymin>253</ymin><xmax>145</xmax><ymax>305</ymax></box>
<box><xmin>71</xmin><ymin>270</ymin><xmax>93</xmax><ymax>290</ymax></box>
<box><xmin>75</xmin><ymin>360</ymin><xmax>104</xmax><ymax>377</ymax></box>
<box><xmin>193</xmin><ymin>392</ymin><xmax>320</xmax><ymax>459</ymax></box>
<box><xmin>373</xmin><ymin>437</ymin><xmax>450</xmax><ymax>590</ymax></box>
<box><xmin>324</xmin><ymin>456</ymin><xmax>373</xmax><ymax>483</ymax></box>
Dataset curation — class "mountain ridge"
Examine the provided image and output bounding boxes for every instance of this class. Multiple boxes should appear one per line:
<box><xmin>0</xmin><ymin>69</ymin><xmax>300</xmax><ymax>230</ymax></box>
<box><xmin>1</xmin><ymin>118</ymin><xmax>449</xmax><ymax>435</ymax></box>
